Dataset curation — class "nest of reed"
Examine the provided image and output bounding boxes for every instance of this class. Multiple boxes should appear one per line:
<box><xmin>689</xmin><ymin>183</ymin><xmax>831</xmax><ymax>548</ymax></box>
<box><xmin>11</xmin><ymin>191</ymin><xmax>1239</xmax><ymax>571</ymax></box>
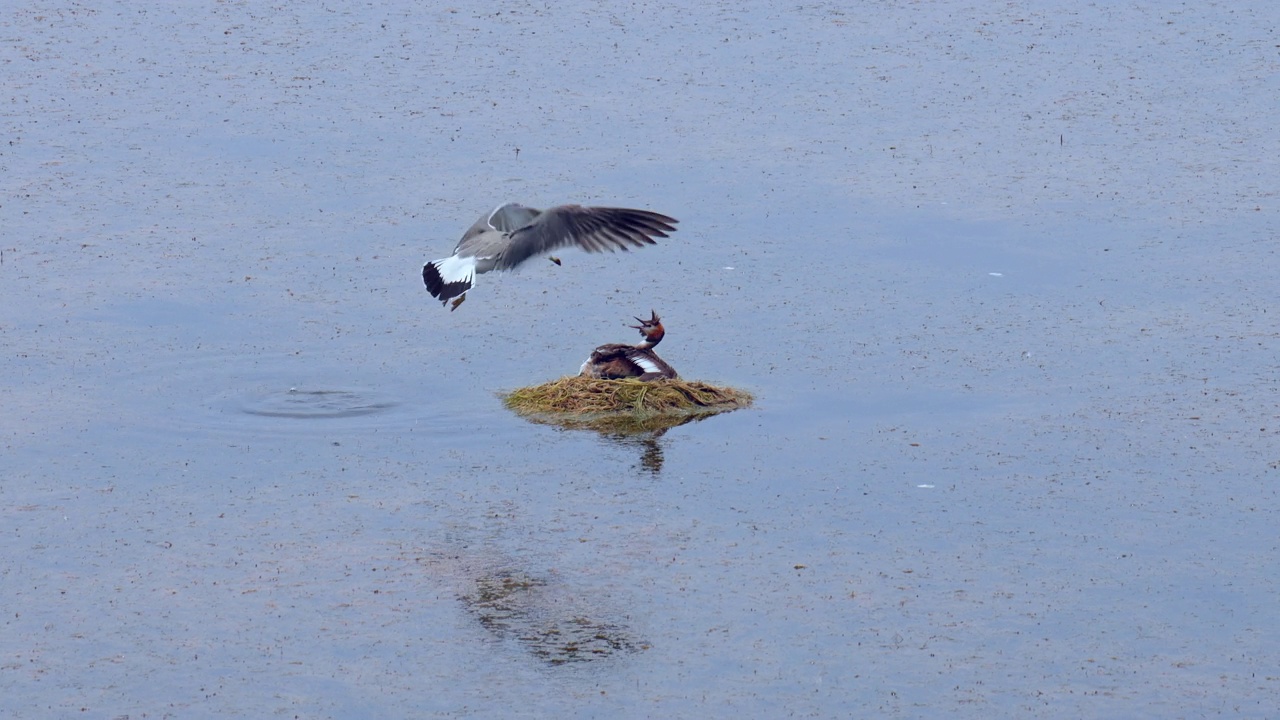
<box><xmin>502</xmin><ymin>376</ymin><xmax>753</xmax><ymax>434</ymax></box>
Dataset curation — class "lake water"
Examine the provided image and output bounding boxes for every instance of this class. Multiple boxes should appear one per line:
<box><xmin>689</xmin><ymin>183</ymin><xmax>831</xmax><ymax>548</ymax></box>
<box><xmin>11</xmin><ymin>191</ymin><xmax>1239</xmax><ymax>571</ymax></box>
<box><xmin>3</xmin><ymin>2</ymin><xmax>1278</xmax><ymax>718</ymax></box>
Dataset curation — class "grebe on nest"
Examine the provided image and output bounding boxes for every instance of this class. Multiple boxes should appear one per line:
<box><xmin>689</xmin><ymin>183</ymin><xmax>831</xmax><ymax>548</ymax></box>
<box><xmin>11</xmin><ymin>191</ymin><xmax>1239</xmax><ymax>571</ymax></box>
<box><xmin>422</xmin><ymin>203</ymin><xmax>678</xmax><ymax>310</ymax></box>
<box><xmin>579</xmin><ymin>311</ymin><xmax>678</xmax><ymax>381</ymax></box>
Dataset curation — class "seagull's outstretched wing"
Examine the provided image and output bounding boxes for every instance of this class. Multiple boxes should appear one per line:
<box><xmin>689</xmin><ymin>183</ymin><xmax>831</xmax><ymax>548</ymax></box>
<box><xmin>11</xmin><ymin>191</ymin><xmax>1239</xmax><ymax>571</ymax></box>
<box><xmin>494</xmin><ymin>205</ymin><xmax>677</xmax><ymax>271</ymax></box>
<box><xmin>487</xmin><ymin>203</ymin><xmax>542</xmax><ymax>233</ymax></box>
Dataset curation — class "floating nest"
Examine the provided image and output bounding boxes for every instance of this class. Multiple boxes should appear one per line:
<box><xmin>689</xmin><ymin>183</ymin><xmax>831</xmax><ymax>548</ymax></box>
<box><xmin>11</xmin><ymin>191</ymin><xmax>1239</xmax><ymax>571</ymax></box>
<box><xmin>502</xmin><ymin>376</ymin><xmax>753</xmax><ymax>435</ymax></box>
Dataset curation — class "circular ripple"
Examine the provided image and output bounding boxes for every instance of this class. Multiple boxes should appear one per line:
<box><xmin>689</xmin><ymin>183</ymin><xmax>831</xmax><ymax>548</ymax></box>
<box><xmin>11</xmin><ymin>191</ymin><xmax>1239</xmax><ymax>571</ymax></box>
<box><xmin>108</xmin><ymin>347</ymin><xmax>505</xmax><ymax>441</ymax></box>
<box><xmin>237</xmin><ymin>387</ymin><xmax>400</xmax><ymax>420</ymax></box>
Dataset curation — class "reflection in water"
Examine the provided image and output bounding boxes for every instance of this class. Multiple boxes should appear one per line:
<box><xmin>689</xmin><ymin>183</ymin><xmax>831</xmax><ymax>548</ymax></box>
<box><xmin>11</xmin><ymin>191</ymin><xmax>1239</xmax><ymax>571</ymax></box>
<box><xmin>635</xmin><ymin>435</ymin><xmax>664</xmax><ymax>475</ymax></box>
<box><xmin>518</xmin><ymin>412</ymin><xmax>720</xmax><ymax>475</ymax></box>
<box><xmin>604</xmin><ymin>432</ymin><xmax>666</xmax><ymax>475</ymax></box>
<box><xmin>464</xmin><ymin>570</ymin><xmax>640</xmax><ymax>665</ymax></box>
<box><xmin>519</xmin><ymin>409</ymin><xmax>710</xmax><ymax>435</ymax></box>
<box><xmin>418</xmin><ymin>555</ymin><xmax>643</xmax><ymax>666</ymax></box>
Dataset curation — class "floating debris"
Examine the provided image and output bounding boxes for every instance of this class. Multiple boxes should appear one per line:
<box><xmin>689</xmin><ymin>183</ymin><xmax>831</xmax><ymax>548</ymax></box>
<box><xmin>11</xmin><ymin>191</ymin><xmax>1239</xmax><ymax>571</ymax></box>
<box><xmin>502</xmin><ymin>376</ymin><xmax>752</xmax><ymax>434</ymax></box>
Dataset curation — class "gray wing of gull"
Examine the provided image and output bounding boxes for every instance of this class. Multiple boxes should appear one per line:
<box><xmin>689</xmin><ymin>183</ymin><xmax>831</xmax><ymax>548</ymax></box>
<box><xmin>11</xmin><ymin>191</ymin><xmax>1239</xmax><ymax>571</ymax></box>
<box><xmin>492</xmin><ymin>205</ymin><xmax>678</xmax><ymax>271</ymax></box>
<box><xmin>487</xmin><ymin>203</ymin><xmax>542</xmax><ymax>233</ymax></box>
<box><xmin>453</xmin><ymin>203</ymin><xmax>542</xmax><ymax>259</ymax></box>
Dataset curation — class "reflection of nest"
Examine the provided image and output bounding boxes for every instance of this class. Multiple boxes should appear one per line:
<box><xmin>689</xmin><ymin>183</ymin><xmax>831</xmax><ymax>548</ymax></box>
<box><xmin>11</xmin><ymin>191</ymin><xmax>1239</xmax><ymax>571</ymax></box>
<box><xmin>460</xmin><ymin>570</ymin><xmax>642</xmax><ymax>665</ymax></box>
<box><xmin>502</xmin><ymin>376</ymin><xmax>753</xmax><ymax>435</ymax></box>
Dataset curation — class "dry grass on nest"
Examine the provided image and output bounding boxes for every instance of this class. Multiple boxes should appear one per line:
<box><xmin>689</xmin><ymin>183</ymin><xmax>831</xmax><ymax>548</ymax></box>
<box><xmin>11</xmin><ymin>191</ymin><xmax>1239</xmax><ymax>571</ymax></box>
<box><xmin>503</xmin><ymin>376</ymin><xmax>753</xmax><ymax>422</ymax></box>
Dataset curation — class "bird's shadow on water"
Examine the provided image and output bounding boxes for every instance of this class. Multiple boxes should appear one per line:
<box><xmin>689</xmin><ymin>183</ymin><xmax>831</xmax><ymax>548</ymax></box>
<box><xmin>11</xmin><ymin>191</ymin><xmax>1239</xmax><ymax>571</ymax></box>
<box><xmin>455</xmin><ymin>567</ymin><xmax>646</xmax><ymax>666</ymax></box>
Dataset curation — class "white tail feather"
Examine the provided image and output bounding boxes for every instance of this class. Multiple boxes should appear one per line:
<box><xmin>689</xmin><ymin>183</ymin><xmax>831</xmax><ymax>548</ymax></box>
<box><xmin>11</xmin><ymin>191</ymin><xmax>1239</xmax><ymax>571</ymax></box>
<box><xmin>433</xmin><ymin>255</ymin><xmax>477</xmax><ymax>286</ymax></box>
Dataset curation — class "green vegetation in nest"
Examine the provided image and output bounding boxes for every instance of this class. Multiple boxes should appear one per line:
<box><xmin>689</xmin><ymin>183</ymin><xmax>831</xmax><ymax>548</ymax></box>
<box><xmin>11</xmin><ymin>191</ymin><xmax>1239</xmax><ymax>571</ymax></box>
<box><xmin>502</xmin><ymin>376</ymin><xmax>753</xmax><ymax>434</ymax></box>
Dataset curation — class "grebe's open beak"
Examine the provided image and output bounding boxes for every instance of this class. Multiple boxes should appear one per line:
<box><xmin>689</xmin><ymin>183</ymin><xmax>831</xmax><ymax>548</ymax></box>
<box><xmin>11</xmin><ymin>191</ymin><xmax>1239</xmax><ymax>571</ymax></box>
<box><xmin>629</xmin><ymin>310</ymin><xmax>660</xmax><ymax>329</ymax></box>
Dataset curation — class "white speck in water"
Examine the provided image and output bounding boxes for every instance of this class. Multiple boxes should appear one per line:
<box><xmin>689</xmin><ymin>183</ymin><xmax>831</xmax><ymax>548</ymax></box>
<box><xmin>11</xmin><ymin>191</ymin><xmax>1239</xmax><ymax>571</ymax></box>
<box><xmin>989</xmin><ymin>272</ymin><xmax>1003</xmax><ymax>277</ymax></box>
<box><xmin>723</xmin><ymin>266</ymin><xmax>735</xmax><ymax>270</ymax></box>
<box><xmin>917</xmin><ymin>484</ymin><xmax>935</xmax><ymax>489</ymax></box>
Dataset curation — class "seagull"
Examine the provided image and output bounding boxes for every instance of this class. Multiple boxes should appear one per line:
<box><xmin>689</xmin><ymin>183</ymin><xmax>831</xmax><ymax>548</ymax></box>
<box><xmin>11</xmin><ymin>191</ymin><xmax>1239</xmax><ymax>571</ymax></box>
<box><xmin>422</xmin><ymin>203</ymin><xmax>678</xmax><ymax>310</ymax></box>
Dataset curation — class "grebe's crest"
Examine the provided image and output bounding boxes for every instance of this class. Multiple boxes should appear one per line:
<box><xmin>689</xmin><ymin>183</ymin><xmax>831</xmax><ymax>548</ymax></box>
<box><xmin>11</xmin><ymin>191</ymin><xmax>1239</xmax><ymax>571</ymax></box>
<box><xmin>628</xmin><ymin>310</ymin><xmax>664</xmax><ymax>344</ymax></box>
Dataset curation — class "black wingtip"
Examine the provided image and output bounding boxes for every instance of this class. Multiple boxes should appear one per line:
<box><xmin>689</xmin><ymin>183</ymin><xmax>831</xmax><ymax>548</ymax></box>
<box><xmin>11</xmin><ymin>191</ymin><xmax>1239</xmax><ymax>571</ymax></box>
<box><xmin>422</xmin><ymin>262</ymin><xmax>443</xmax><ymax>295</ymax></box>
<box><xmin>423</xmin><ymin>262</ymin><xmax>471</xmax><ymax>307</ymax></box>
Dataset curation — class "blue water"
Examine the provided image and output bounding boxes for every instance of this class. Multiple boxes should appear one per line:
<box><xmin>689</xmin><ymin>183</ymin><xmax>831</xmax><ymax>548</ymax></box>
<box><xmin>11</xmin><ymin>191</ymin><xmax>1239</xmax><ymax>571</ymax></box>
<box><xmin>3</xmin><ymin>2</ymin><xmax>1279</xmax><ymax>718</ymax></box>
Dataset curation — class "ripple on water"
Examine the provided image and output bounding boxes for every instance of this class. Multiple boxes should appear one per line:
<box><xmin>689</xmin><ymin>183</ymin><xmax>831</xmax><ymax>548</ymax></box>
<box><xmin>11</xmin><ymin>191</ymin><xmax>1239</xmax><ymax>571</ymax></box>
<box><xmin>199</xmin><ymin>379</ymin><xmax>436</xmax><ymax>437</ymax></box>
<box><xmin>235</xmin><ymin>387</ymin><xmax>400</xmax><ymax>420</ymax></box>
<box><xmin>199</xmin><ymin>377</ymin><xmax>485</xmax><ymax>438</ymax></box>
<box><xmin>117</xmin><ymin>349</ymin><xmax>497</xmax><ymax>440</ymax></box>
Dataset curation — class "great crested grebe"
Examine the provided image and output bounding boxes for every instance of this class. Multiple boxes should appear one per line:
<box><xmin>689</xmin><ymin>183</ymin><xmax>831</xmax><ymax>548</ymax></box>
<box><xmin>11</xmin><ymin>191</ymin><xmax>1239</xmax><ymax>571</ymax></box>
<box><xmin>422</xmin><ymin>202</ymin><xmax>678</xmax><ymax>310</ymax></box>
<box><xmin>579</xmin><ymin>311</ymin><xmax>678</xmax><ymax>381</ymax></box>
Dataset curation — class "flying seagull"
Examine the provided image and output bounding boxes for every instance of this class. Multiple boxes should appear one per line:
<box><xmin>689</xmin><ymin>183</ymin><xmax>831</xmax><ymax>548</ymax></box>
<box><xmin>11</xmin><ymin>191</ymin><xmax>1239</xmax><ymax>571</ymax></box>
<box><xmin>422</xmin><ymin>202</ymin><xmax>678</xmax><ymax>310</ymax></box>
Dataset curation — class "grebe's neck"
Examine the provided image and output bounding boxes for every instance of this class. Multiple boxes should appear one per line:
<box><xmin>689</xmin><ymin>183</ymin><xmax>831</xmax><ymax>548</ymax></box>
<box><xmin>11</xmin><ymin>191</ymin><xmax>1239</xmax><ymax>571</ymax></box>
<box><xmin>637</xmin><ymin>325</ymin><xmax>664</xmax><ymax>350</ymax></box>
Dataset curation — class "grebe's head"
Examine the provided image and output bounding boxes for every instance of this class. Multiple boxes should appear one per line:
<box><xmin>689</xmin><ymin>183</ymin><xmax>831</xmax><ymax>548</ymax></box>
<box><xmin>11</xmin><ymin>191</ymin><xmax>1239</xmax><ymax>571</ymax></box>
<box><xmin>629</xmin><ymin>310</ymin><xmax>665</xmax><ymax>346</ymax></box>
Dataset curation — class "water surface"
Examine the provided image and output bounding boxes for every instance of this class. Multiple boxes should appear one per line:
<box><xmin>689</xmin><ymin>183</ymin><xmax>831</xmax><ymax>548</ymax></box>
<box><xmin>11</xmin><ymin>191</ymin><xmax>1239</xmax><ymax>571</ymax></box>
<box><xmin>3</xmin><ymin>2</ymin><xmax>1278</xmax><ymax>718</ymax></box>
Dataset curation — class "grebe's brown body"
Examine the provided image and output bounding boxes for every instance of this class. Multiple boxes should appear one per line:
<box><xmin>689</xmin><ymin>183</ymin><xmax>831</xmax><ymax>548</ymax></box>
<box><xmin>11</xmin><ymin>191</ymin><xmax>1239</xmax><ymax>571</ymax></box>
<box><xmin>579</xmin><ymin>311</ymin><xmax>678</xmax><ymax>381</ymax></box>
